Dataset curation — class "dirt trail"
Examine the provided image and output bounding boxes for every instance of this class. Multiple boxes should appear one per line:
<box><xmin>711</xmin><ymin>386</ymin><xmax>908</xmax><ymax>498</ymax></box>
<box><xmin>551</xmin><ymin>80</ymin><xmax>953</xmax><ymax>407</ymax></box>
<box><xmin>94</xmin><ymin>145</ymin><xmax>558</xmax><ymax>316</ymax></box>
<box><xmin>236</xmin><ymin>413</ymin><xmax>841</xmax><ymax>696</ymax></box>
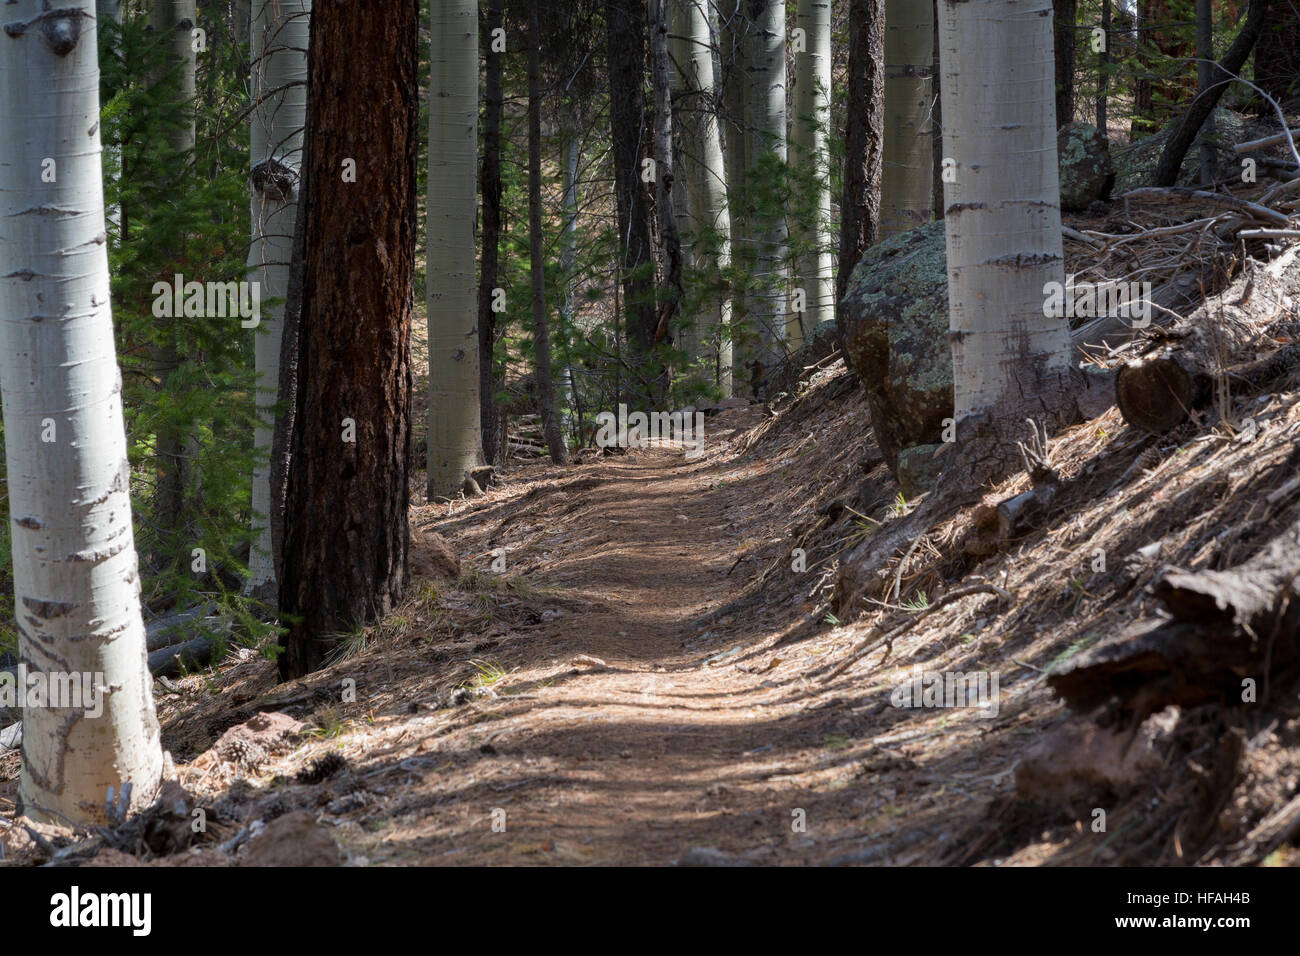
<box><xmin>308</xmin><ymin>405</ymin><xmax>1007</xmax><ymax>866</ymax></box>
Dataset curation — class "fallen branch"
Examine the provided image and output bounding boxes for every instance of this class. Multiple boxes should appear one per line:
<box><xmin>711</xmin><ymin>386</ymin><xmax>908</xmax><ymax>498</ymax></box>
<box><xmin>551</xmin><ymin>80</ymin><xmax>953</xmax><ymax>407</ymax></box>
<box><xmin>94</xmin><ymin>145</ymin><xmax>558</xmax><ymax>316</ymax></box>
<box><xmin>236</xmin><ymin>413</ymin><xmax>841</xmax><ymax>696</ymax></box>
<box><xmin>1118</xmin><ymin>186</ymin><xmax>1293</xmax><ymax>229</ymax></box>
<box><xmin>145</xmin><ymin>603</ymin><xmax>216</xmax><ymax>652</ymax></box>
<box><xmin>1234</xmin><ymin>128</ymin><xmax>1300</xmax><ymax>154</ymax></box>
<box><xmin>1050</xmin><ymin>514</ymin><xmax>1300</xmax><ymax>723</ymax></box>
<box><xmin>1236</xmin><ymin>228</ymin><xmax>1300</xmax><ymax>240</ymax></box>
<box><xmin>147</xmin><ymin>634</ymin><xmax>219</xmax><ymax>678</ymax></box>
<box><xmin>1116</xmin><ymin>341</ymin><xmax>1300</xmax><ymax>433</ymax></box>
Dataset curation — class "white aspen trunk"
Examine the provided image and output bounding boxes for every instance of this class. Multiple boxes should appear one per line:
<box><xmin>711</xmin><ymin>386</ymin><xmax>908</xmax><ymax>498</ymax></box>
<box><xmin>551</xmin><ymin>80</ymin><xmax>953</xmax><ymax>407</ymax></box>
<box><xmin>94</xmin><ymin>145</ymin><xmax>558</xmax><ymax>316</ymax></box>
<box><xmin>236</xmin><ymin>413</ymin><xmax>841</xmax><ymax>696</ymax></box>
<box><xmin>248</xmin><ymin>0</ymin><xmax>310</xmax><ymax>593</ymax></box>
<box><xmin>881</xmin><ymin>0</ymin><xmax>934</xmax><ymax>236</ymax></box>
<box><xmin>938</xmin><ymin>0</ymin><xmax>1073</xmax><ymax>422</ymax></box>
<box><xmin>719</xmin><ymin>0</ymin><xmax>751</xmax><ymax>387</ymax></box>
<box><xmin>746</xmin><ymin>0</ymin><xmax>790</xmax><ymax>361</ymax></box>
<box><xmin>0</xmin><ymin>0</ymin><xmax>164</xmax><ymax>825</ymax></box>
<box><xmin>680</xmin><ymin>0</ymin><xmax>735</xmax><ymax>394</ymax></box>
<box><xmin>427</xmin><ymin>0</ymin><xmax>482</xmax><ymax>498</ymax></box>
<box><xmin>792</xmin><ymin>0</ymin><xmax>832</xmax><ymax>334</ymax></box>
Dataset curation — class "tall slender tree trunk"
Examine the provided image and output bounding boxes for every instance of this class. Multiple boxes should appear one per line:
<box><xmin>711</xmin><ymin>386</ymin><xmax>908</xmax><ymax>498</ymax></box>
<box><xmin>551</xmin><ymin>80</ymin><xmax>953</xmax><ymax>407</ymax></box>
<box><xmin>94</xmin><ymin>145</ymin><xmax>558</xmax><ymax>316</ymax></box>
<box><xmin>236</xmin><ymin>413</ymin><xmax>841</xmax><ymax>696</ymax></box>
<box><xmin>1053</xmin><ymin>0</ymin><xmax>1076</xmax><ymax>126</ymax></box>
<box><xmin>836</xmin><ymin>0</ymin><xmax>884</xmax><ymax>305</ymax></box>
<box><xmin>427</xmin><ymin>0</ymin><xmax>482</xmax><ymax>498</ymax></box>
<box><xmin>746</xmin><ymin>0</ymin><xmax>791</xmax><ymax>358</ymax></box>
<box><xmin>479</xmin><ymin>0</ymin><xmax>505</xmax><ymax>464</ymax></box>
<box><xmin>248</xmin><ymin>0</ymin><xmax>310</xmax><ymax>597</ymax></box>
<box><xmin>528</xmin><ymin>1</ymin><xmax>569</xmax><ymax>464</ymax></box>
<box><xmin>1195</xmin><ymin>0</ymin><xmax>1215</xmax><ymax>184</ymax></box>
<box><xmin>931</xmin><ymin>0</ymin><xmax>943</xmax><ymax>220</ymax></box>
<box><xmin>671</xmin><ymin>4</ymin><xmax>695</xmax><ymax>251</ymax></box>
<box><xmin>719</xmin><ymin>0</ymin><xmax>752</xmax><ymax>386</ymax></box>
<box><xmin>1133</xmin><ymin>0</ymin><xmax>1155</xmax><ymax>133</ymax></box>
<box><xmin>650</xmin><ymin>0</ymin><xmax>686</xmax><ymax>359</ymax></box>
<box><xmin>880</xmin><ymin>0</ymin><xmax>933</xmax><ymax>236</ymax></box>
<box><xmin>0</xmin><ymin>0</ymin><xmax>164</xmax><ymax>825</ymax></box>
<box><xmin>98</xmin><ymin>0</ymin><xmax>124</xmax><ymax>233</ymax></box>
<box><xmin>793</xmin><ymin>0</ymin><xmax>833</xmax><ymax>332</ymax></box>
<box><xmin>938</xmin><ymin>0</ymin><xmax>1077</xmax><ymax>481</ymax></box>
<box><xmin>559</xmin><ymin>125</ymin><xmax>581</xmax><ymax>437</ymax></box>
<box><xmin>231</xmin><ymin>0</ymin><xmax>250</xmax><ymax>44</ymax></box>
<box><xmin>1254</xmin><ymin>0</ymin><xmax>1300</xmax><ymax>104</ymax></box>
<box><xmin>1097</xmin><ymin>0</ymin><xmax>1110</xmax><ymax>132</ymax></box>
<box><xmin>1153</xmin><ymin>0</ymin><xmax>1268</xmax><ymax>187</ymax></box>
<box><xmin>680</xmin><ymin>0</ymin><xmax>735</xmax><ymax>395</ymax></box>
<box><xmin>149</xmin><ymin>0</ymin><xmax>198</xmax><ymax>545</ymax></box>
<box><xmin>606</xmin><ymin>0</ymin><xmax>659</xmax><ymax>403</ymax></box>
<box><xmin>278</xmin><ymin>0</ymin><xmax>418</xmax><ymax>679</ymax></box>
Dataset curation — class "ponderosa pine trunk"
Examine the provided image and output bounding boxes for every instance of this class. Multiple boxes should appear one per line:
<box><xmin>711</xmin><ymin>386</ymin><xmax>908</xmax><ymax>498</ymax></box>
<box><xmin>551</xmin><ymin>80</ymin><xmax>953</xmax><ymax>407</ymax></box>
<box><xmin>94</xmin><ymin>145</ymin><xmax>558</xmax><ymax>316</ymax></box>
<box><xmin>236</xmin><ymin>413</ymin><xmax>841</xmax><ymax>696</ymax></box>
<box><xmin>528</xmin><ymin>0</ymin><xmax>569</xmax><ymax>464</ymax></box>
<box><xmin>427</xmin><ymin>0</ymin><xmax>482</xmax><ymax>498</ymax></box>
<box><xmin>248</xmin><ymin>0</ymin><xmax>310</xmax><ymax>596</ymax></box>
<box><xmin>793</xmin><ymin>0</ymin><xmax>834</xmax><ymax>331</ymax></box>
<box><xmin>0</xmin><ymin>0</ymin><xmax>164</xmax><ymax>824</ymax></box>
<box><xmin>880</xmin><ymin>0</ymin><xmax>933</xmax><ymax>237</ymax></box>
<box><xmin>836</xmin><ymin>0</ymin><xmax>885</xmax><ymax>305</ymax></box>
<box><xmin>278</xmin><ymin>0</ymin><xmax>418</xmax><ymax>679</ymax></box>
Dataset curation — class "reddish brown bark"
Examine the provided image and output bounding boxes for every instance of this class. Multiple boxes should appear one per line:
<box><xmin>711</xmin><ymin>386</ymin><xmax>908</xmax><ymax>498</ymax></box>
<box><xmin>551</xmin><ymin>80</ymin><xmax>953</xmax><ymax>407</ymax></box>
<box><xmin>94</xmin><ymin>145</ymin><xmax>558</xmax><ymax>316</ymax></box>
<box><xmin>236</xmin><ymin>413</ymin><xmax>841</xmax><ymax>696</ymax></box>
<box><xmin>836</xmin><ymin>0</ymin><xmax>885</xmax><ymax>307</ymax></box>
<box><xmin>278</xmin><ymin>0</ymin><xmax>419</xmax><ymax>679</ymax></box>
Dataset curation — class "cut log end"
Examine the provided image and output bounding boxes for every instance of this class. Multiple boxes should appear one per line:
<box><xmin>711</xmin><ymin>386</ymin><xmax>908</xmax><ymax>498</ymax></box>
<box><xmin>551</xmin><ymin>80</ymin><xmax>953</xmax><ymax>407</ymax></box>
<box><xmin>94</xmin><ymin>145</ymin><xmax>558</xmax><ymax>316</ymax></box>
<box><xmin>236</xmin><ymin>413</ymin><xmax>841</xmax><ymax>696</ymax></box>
<box><xmin>1115</xmin><ymin>356</ymin><xmax>1198</xmax><ymax>433</ymax></box>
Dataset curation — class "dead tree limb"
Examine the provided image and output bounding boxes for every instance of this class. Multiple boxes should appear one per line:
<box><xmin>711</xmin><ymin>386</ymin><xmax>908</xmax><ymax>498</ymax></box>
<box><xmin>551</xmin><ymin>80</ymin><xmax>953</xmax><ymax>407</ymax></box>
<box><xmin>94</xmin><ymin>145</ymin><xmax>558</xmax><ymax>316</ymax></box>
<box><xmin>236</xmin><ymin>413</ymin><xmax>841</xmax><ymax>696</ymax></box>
<box><xmin>1118</xmin><ymin>186</ymin><xmax>1292</xmax><ymax>229</ymax></box>
<box><xmin>1152</xmin><ymin>0</ymin><xmax>1270</xmax><ymax>187</ymax></box>
<box><xmin>1050</xmin><ymin>517</ymin><xmax>1300</xmax><ymax>724</ymax></box>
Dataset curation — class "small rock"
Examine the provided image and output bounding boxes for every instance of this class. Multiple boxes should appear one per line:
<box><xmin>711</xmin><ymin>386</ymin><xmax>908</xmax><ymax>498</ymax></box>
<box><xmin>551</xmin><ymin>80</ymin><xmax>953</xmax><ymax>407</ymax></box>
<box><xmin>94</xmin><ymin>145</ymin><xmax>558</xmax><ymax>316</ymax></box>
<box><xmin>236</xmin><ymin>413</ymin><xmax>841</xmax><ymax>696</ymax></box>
<box><xmin>1015</xmin><ymin>707</ymin><xmax>1180</xmax><ymax>809</ymax></box>
<box><xmin>409</xmin><ymin>527</ymin><xmax>461</xmax><ymax>582</ymax></box>
<box><xmin>1057</xmin><ymin>123</ymin><xmax>1115</xmax><ymax>211</ymax></box>
<box><xmin>676</xmin><ymin>846</ymin><xmax>755</xmax><ymax>867</ymax></box>
<box><xmin>240</xmin><ymin>811</ymin><xmax>344</xmax><ymax>867</ymax></box>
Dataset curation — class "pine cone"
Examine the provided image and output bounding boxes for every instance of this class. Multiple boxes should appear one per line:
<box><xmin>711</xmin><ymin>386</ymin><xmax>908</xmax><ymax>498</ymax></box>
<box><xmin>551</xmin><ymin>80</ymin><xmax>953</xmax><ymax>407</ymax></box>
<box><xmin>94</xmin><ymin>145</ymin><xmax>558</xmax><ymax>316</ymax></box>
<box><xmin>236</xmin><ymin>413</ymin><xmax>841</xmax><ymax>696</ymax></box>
<box><xmin>220</xmin><ymin>737</ymin><xmax>267</xmax><ymax>772</ymax></box>
<box><xmin>297</xmin><ymin>751</ymin><xmax>348</xmax><ymax>785</ymax></box>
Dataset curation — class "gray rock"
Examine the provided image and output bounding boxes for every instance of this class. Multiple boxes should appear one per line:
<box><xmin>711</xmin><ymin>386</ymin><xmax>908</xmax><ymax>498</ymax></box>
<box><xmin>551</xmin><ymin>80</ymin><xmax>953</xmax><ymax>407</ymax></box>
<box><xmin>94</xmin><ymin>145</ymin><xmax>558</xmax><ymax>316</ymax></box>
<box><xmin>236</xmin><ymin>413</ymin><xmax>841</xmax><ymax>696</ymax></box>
<box><xmin>1112</xmin><ymin>107</ymin><xmax>1249</xmax><ymax>195</ymax></box>
<box><xmin>895</xmin><ymin>444</ymin><xmax>949</xmax><ymax>499</ymax></box>
<box><xmin>676</xmin><ymin>845</ymin><xmax>755</xmax><ymax>867</ymax></box>
<box><xmin>1058</xmin><ymin>123</ymin><xmax>1115</xmax><ymax>210</ymax></box>
<box><xmin>837</xmin><ymin>221</ymin><xmax>953</xmax><ymax>490</ymax></box>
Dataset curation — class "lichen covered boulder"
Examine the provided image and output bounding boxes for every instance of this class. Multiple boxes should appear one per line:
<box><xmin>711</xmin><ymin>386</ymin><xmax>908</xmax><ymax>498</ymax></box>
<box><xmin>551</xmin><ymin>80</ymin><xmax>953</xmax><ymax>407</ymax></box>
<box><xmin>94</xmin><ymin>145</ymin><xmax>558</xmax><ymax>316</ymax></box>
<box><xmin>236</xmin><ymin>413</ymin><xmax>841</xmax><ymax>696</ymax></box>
<box><xmin>1112</xmin><ymin>107</ymin><xmax>1249</xmax><ymax>194</ymax></box>
<box><xmin>1057</xmin><ymin>123</ymin><xmax>1115</xmax><ymax>210</ymax></box>
<box><xmin>837</xmin><ymin>221</ymin><xmax>953</xmax><ymax>489</ymax></box>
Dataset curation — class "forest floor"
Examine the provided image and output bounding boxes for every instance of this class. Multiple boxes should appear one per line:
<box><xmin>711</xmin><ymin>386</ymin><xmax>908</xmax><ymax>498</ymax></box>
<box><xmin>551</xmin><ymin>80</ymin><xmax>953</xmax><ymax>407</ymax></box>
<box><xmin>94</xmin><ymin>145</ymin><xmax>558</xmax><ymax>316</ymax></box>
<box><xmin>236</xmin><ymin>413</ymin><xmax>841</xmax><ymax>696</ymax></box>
<box><xmin>5</xmin><ymin>354</ymin><xmax>1300</xmax><ymax>866</ymax></box>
